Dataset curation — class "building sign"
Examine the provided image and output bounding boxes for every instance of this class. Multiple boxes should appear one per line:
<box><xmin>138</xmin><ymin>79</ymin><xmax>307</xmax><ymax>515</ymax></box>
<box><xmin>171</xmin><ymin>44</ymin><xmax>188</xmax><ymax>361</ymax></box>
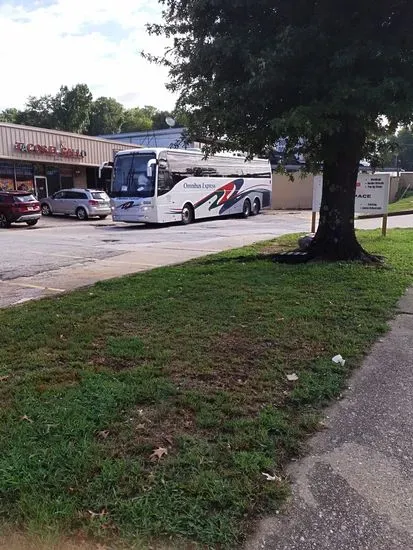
<box><xmin>312</xmin><ymin>173</ymin><xmax>390</xmax><ymax>215</ymax></box>
<box><xmin>14</xmin><ymin>141</ymin><xmax>87</xmax><ymax>159</ymax></box>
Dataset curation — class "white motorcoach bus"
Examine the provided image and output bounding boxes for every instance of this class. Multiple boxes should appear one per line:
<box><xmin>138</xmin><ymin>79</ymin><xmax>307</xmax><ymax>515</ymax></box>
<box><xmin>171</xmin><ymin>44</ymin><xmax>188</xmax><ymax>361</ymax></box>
<box><xmin>109</xmin><ymin>148</ymin><xmax>271</xmax><ymax>225</ymax></box>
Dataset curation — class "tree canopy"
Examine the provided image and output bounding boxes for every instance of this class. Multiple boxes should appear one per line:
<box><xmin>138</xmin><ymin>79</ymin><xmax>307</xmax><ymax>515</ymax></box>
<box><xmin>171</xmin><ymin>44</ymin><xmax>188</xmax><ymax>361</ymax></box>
<box><xmin>0</xmin><ymin>85</ymin><xmax>180</xmax><ymax>136</ymax></box>
<box><xmin>52</xmin><ymin>84</ymin><xmax>93</xmax><ymax>134</ymax></box>
<box><xmin>151</xmin><ymin>0</ymin><xmax>413</xmax><ymax>260</ymax></box>
<box><xmin>88</xmin><ymin>97</ymin><xmax>125</xmax><ymax>136</ymax></box>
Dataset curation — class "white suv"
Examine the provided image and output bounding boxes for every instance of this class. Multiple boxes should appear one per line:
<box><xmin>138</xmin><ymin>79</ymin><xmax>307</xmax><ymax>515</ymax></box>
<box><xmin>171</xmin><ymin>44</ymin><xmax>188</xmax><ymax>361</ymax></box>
<box><xmin>41</xmin><ymin>188</ymin><xmax>111</xmax><ymax>220</ymax></box>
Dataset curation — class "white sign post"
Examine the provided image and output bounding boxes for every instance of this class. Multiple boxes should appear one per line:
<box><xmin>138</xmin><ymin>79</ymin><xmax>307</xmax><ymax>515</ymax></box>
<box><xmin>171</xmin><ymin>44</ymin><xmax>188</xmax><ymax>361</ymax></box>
<box><xmin>312</xmin><ymin>173</ymin><xmax>391</xmax><ymax>236</ymax></box>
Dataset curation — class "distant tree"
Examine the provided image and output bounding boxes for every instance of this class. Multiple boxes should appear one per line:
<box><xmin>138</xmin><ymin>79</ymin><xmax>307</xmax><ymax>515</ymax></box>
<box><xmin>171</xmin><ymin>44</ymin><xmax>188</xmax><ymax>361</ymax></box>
<box><xmin>0</xmin><ymin>108</ymin><xmax>20</xmax><ymax>124</ymax></box>
<box><xmin>120</xmin><ymin>106</ymin><xmax>184</xmax><ymax>133</ymax></box>
<box><xmin>121</xmin><ymin>106</ymin><xmax>153</xmax><ymax>132</ymax></box>
<box><xmin>88</xmin><ymin>97</ymin><xmax>125</xmax><ymax>135</ymax></box>
<box><xmin>1</xmin><ymin>85</ymin><xmax>184</xmax><ymax>141</ymax></box>
<box><xmin>396</xmin><ymin>128</ymin><xmax>413</xmax><ymax>171</ymax></box>
<box><xmin>141</xmin><ymin>105</ymin><xmax>159</xmax><ymax>120</ymax></box>
<box><xmin>151</xmin><ymin>0</ymin><xmax>413</xmax><ymax>261</ymax></box>
<box><xmin>18</xmin><ymin>95</ymin><xmax>55</xmax><ymax>128</ymax></box>
<box><xmin>151</xmin><ymin>108</ymin><xmax>187</xmax><ymax>130</ymax></box>
<box><xmin>52</xmin><ymin>84</ymin><xmax>93</xmax><ymax>133</ymax></box>
<box><xmin>172</xmin><ymin>107</ymin><xmax>189</xmax><ymax>128</ymax></box>
<box><xmin>152</xmin><ymin>109</ymin><xmax>174</xmax><ymax>130</ymax></box>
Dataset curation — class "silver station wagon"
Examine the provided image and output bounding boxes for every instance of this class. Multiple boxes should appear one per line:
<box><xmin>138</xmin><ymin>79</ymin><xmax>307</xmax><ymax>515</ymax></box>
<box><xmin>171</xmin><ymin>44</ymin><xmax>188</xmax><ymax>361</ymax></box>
<box><xmin>41</xmin><ymin>188</ymin><xmax>111</xmax><ymax>220</ymax></box>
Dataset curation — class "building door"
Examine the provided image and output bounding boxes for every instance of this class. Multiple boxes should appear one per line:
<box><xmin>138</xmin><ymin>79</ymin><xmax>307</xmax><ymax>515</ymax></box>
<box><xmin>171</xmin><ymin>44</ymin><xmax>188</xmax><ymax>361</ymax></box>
<box><xmin>34</xmin><ymin>176</ymin><xmax>48</xmax><ymax>199</ymax></box>
<box><xmin>46</xmin><ymin>166</ymin><xmax>61</xmax><ymax>195</ymax></box>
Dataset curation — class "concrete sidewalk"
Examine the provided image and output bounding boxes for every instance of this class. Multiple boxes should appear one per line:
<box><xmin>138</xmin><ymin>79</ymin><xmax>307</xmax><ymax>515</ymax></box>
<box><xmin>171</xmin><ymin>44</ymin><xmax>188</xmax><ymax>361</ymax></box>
<box><xmin>248</xmin><ymin>288</ymin><xmax>413</xmax><ymax>550</ymax></box>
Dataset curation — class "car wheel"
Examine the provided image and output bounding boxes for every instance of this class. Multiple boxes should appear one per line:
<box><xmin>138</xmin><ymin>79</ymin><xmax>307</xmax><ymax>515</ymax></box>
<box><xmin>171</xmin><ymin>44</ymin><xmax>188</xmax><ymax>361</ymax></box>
<box><xmin>0</xmin><ymin>213</ymin><xmax>10</xmax><ymax>228</ymax></box>
<box><xmin>252</xmin><ymin>198</ymin><xmax>261</xmax><ymax>216</ymax></box>
<box><xmin>76</xmin><ymin>207</ymin><xmax>88</xmax><ymax>221</ymax></box>
<box><xmin>181</xmin><ymin>203</ymin><xmax>195</xmax><ymax>225</ymax></box>
<box><xmin>99</xmin><ymin>215</ymin><xmax>108</xmax><ymax>220</ymax></box>
<box><xmin>26</xmin><ymin>220</ymin><xmax>38</xmax><ymax>226</ymax></box>
<box><xmin>242</xmin><ymin>199</ymin><xmax>252</xmax><ymax>218</ymax></box>
<box><xmin>41</xmin><ymin>204</ymin><xmax>52</xmax><ymax>216</ymax></box>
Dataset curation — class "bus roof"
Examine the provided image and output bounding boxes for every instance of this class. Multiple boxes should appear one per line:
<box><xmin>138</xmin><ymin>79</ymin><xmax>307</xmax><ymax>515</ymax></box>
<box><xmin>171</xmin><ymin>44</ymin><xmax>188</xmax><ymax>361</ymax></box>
<box><xmin>114</xmin><ymin>147</ymin><xmax>268</xmax><ymax>162</ymax></box>
<box><xmin>115</xmin><ymin>147</ymin><xmax>199</xmax><ymax>157</ymax></box>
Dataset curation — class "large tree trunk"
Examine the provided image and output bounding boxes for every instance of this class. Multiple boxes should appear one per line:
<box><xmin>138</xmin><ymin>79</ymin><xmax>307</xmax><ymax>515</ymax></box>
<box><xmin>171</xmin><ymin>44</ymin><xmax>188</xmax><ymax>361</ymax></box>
<box><xmin>307</xmin><ymin>127</ymin><xmax>375</xmax><ymax>261</ymax></box>
<box><xmin>272</xmin><ymin>125</ymin><xmax>382</xmax><ymax>264</ymax></box>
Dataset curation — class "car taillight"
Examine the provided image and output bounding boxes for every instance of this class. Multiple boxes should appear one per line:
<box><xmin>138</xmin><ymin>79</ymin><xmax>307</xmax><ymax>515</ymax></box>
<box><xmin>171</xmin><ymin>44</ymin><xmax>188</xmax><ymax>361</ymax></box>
<box><xmin>13</xmin><ymin>202</ymin><xmax>40</xmax><ymax>210</ymax></box>
<box><xmin>88</xmin><ymin>200</ymin><xmax>99</xmax><ymax>206</ymax></box>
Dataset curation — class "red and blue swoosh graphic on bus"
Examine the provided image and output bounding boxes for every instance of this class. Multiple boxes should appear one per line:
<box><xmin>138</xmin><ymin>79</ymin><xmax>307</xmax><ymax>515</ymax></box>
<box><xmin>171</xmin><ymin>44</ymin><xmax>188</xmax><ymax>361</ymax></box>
<box><xmin>194</xmin><ymin>179</ymin><xmax>269</xmax><ymax>214</ymax></box>
<box><xmin>194</xmin><ymin>179</ymin><xmax>244</xmax><ymax>213</ymax></box>
<box><xmin>167</xmin><ymin>178</ymin><xmax>270</xmax><ymax>216</ymax></box>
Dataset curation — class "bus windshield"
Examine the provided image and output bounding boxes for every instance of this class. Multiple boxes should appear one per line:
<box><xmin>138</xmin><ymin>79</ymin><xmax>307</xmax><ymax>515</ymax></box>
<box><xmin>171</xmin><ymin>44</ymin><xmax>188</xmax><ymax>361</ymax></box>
<box><xmin>111</xmin><ymin>153</ymin><xmax>156</xmax><ymax>198</ymax></box>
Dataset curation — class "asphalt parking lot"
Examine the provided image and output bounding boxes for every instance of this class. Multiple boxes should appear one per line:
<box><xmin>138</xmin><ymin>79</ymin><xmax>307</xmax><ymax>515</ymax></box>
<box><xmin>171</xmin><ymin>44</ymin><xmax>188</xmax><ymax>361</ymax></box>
<box><xmin>0</xmin><ymin>212</ymin><xmax>311</xmax><ymax>307</ymax></box>
<box><xmin>1</xmin><ymin>212</ymin><xmax>412</xmax><ymax>308</ymax></box>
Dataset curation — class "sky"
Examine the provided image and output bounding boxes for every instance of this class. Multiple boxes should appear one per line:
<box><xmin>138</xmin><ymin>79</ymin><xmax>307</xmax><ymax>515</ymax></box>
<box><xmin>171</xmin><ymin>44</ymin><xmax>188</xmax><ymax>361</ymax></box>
<box><xmin>0</xmin><ymin>0</ymin><xmax>177</xmax><ymax>111</ymax></box>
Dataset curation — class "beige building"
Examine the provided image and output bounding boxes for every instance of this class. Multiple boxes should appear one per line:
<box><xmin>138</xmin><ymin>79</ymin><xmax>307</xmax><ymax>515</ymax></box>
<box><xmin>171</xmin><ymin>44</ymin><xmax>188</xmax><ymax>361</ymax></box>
<box><xmin>272</xmin><ymin>170</ymin><xmax>401</xmax><ymax>210</ymax></box>
<box><xmin>0</xmin><ymin>123</ymin><xmax>136</xmax><ymax>199</ymax></box>
<box><xmin>271</xmin><ymin>171</ymin><xmax>314</xmax><ymax>209</ymax></box>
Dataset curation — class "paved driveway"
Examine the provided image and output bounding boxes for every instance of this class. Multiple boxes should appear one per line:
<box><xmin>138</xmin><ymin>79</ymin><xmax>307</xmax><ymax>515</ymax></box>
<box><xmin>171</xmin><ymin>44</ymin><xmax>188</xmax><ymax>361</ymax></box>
<box><xmin>0</xmin><ymin>212</ymin><xmax>412</xmax><ymax>308</ymax></box>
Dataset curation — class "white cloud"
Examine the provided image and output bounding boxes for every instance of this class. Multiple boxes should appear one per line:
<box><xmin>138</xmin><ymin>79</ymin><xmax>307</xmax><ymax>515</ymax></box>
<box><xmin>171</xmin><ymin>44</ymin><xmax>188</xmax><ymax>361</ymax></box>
<box><xmin>0</xmin><ymin>0</ymin><xmax>178</xmax><ymax>111</ymax></box>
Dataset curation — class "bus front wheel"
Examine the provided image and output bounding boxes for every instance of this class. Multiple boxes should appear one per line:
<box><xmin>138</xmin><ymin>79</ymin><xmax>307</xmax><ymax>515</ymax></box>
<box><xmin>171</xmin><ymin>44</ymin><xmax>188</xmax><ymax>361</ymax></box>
<box><xmin>182</xmin><ymin>203</ymin><xmax>195</xmax><ymax>225</ymax></box>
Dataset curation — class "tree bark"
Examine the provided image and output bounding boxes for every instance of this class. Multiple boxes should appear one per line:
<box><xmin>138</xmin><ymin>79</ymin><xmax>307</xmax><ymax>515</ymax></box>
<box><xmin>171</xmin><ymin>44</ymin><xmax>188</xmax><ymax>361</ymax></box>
<box><xmin>307</xmin><ymin>127</ymin><xmax>375</xmax><ymax>261</ymax></box>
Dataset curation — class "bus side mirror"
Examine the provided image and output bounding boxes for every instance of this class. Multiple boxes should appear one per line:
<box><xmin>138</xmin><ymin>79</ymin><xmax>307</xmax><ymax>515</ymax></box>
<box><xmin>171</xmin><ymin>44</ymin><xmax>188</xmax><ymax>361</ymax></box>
<box><xmin>147</xmin><ymin>159</ymin><xmax>157</xmax><ymax>178</ymax></box>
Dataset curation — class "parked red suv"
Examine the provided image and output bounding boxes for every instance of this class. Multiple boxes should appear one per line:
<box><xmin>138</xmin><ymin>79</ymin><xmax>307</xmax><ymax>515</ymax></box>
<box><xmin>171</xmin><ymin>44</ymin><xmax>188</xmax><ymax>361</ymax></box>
<box><xmin>0</xmin><ymin>191</ymin><xmax>41</xmax><ymax>228</ymax></box>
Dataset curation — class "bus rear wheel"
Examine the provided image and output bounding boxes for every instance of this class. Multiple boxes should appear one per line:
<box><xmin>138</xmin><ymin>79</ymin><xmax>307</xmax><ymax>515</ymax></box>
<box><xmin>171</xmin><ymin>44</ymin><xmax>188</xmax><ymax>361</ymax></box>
<box><xmin>182</xmin><ymin>203</ymin><xmax>195</xmax><ymax>225</ymax></box>
<box><xmin>242</xmin><ymin>199</ymin><xmax>252</xmax><ymax>218</ymax></box>
<box><xmin>252</xmin><ymin>198</ymin><xmax>261</xmax><ymax>216</ymax></box>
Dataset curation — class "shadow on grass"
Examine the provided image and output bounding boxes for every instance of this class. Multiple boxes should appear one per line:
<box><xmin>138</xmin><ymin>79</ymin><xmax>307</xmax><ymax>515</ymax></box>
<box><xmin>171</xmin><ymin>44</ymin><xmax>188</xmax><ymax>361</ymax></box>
<box><xmin>197</xmin><ymin>250</ymin><xmax>311</xmax><ymax>267</ymax></box>
<box><xmin>197</xmin><ymin>252</ymin><xmax>277</xmax><ymax>266</ymax></box>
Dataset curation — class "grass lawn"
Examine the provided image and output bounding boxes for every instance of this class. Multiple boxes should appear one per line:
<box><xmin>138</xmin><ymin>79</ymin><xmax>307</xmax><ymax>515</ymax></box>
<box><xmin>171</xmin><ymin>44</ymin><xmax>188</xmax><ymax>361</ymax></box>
<box><xmin>388</xmin><ymin>191</ymin><xmax>413</xmax><ymax>213</ymax></box>
<box><xmin>1</xmin><ymin>229</ymin><xmax>412</xmax><ymax>549</ymax></box>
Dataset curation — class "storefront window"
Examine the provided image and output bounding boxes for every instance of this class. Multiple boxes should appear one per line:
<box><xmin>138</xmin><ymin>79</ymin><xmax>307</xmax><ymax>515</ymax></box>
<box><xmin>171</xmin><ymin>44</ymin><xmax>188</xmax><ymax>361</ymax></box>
<box><xmin>0</xmin><ymin>161</ymin><xmax>14</xmax><ymax>191</ymax></box>
<box><xmin>33</xmin><ymin>164</ymin><xmax>45</xmax><ymax>176</ymax></box>
<box><xmin>15</xmin><ymin>163</ymin><xmax>34</xmax><ymax>192</ymax></box>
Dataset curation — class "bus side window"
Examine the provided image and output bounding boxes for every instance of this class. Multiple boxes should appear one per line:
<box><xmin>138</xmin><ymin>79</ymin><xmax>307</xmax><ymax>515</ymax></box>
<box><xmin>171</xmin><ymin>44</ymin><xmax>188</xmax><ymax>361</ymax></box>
<box><xmin>157</xmin><ymin>161</ymin><xmax>174</xmax><ymax>196</ymax></box>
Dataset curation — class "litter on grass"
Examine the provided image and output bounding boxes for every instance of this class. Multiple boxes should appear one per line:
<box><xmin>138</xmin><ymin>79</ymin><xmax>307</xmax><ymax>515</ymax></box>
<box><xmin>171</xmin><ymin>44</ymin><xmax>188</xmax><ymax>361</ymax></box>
<box><xmin>332</xmin><ymin>354</ymin><xmax>346</xmax><ymax>366</ymax></box>
<box><xmin>262</xmin><ymin>472</ymin><xmax>282</xmax><ymax>482</ymax></box>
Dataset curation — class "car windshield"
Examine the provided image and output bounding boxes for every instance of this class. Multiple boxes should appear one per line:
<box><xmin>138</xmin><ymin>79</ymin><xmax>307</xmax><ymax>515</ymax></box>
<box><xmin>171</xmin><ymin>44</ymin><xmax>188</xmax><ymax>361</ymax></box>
<box><xmin>91</xmin><ymin>192</ymin><xmax>109</xmax><ymax>200</ymax></box>
<box><xmin>14</xmin><ymin>194</ymin><xmax>37</xmax><ymax>203</ymax></box>
<box><xmin>111</xmin><ymin>153</ymin><xmax>156</xmax><ymax>198</ymax></box>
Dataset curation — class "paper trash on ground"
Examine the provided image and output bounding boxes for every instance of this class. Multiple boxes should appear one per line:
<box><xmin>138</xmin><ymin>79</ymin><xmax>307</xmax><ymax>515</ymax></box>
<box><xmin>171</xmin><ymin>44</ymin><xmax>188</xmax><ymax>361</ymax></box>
<box><xmin>262</xmin><ymin>472</ymin><xmax>282</xmax><ymax>482</ymax></box>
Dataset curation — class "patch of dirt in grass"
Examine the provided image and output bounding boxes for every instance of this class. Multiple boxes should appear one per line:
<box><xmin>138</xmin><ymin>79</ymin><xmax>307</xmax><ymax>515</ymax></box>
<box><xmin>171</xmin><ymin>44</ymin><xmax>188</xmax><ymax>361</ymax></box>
<box><xmin>165</xmin><ymin>330</ymin><xmax>326</xmax><ymax>411</ymax></box>
<box><xmin>0</xmin><ymin>532</ymin><xmax>109</xmax><ymax>550</ymax></box>
<box><xmin>0</xmin><ymin>532</ymin><xmax>190</xmax><ymax>550</ymax></box>
<box><xmin>88</xmin><ymin>354</ymin><xmax>138</xmax><ymax>371</ymax></box>
<box><xmin>102</xmin><ymin>403</ymin><xmax>197</xmax><ymax>460</ymax></box>
<box><xmin>0</xmin><ymin>532</ymin><xmax>200</xmax><ymax>550</ymax></box>
<box><xmin>34</xmin><ymin>369</ymin><xmax>81</xmax><ymax>393</ymax></box>
<box><xmin>257</xmin><ymin>240</ymin><xmax>298</xmax><ymax>255</ymax></box>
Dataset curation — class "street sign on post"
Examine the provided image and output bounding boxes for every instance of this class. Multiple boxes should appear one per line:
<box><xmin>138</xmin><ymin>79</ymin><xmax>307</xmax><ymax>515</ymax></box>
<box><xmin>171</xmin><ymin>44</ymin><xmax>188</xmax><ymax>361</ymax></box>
<box><xmin>312</xmin><ymin>173</ymin><xmax>390</xmax><ymax>236</ymax></box>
